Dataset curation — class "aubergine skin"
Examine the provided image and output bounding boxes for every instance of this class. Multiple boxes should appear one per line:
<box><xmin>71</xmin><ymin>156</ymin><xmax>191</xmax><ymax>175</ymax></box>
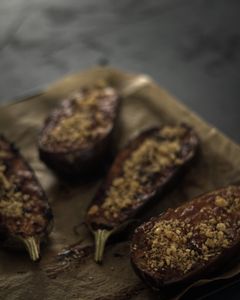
<box><xmin>86</xmin><ymin>124</ymin><xmax>199</xmax><ymax>262</ymax></box>
<box><xmin>38</xmin><ymin>85</ymin><xmax>120</xmax><ymax>176</ymax></box>
<box><xmin>130</xmin><ymin>186</ymin><xmax>240</xmax><ymax>291</ymax></box>
<box><xmin>0</xmin><ymin>135</ymin><xmax>53</xmax><ymax>261</ymax></box>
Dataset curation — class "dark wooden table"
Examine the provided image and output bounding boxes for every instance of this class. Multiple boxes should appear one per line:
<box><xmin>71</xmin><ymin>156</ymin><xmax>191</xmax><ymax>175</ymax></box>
<box><xmin>0</xmin><ymin>0</ymin><xmax>240</xmax><ymax>299</ymax></box>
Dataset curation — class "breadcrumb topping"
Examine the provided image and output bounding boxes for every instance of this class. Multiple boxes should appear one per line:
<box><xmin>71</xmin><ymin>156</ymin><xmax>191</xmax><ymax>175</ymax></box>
<box><xmin>41</xmin><ymin>86</ymin><xmax>117</xmax><ymax>150</ymax></box>
<box><xmin>88</xmin><ymin>125</ymin><xmax>191</xmax><ymax>222</ymax></box>
<box><xmin>132</xmin><ymin>187</ymin><xmax>240</xmax><ymax>277</ymax></box>
<box><xmin>0</xmin><ymin>149</ymin><xmax>48</xmax><ymax>236</ymax></box>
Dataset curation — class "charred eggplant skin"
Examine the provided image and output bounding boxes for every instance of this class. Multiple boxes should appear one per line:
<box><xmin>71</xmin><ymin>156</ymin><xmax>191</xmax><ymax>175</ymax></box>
<box><xmin>38</xmin><ymin>85</ymin><xmax>120</xmax><ymax>176</ymax></box>
<box><xmin>86</xmin><ymin>124</ymin><xmax>199</xmax><ymax>262</ymax></box>
<box><xmin>130</xmin><ymin>186</ymin><xmax>240</xmax><ymax>291</ymax></box>
<box><xmin>0</xmin><ymin>135</ymin><xmax>53</xmax><ymax>260</ymax></box>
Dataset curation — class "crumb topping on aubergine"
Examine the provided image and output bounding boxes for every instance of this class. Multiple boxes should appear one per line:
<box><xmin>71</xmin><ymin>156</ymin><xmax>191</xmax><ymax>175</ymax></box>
<box><xmin>87</xmin><ymin>125</ymin><xmax>198</xmax><ymax>228</ymax></box>
<box><xmin>131</xmin><ymin>186</ymin><xmax>240</xmax><ymax>289</ymax></box>
<box><xmin>39</xmin><ymin>85</ymin><xmax>119</xmax><ymax>153</ymax></box>
<box><xmin>38</xmin><ymin>83</ymin><xmax>120</xmax><ymax>176</ymax></box>
<box><xmin>0</xmin><ymin>135</ymin><xmax>53</xmax><ymax>261</ymax></box>
<box><xmin>86</xmin><ymin>124</ymin><xmax>198</xmax><ymax>263</ymax></box>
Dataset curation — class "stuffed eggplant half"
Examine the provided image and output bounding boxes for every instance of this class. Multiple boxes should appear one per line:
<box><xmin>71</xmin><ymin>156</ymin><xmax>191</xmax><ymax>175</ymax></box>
<box><xmin>131</xmin><ymin>186</ymin><xmax>240</xmax><ymax>291</ymax></box>
<box><xmin>0</xmin><ymin>135</ymin><xmax>53</xmax><ymax>261</ymax></box>
<box><xmin>38</xmin><ymin>84</ymin><xmax>120</xmax><ymax>176</ymax></box>
<box><xmin>86</xmin><ymin>124</ymin><xmax>199</xmax><ymax>263</ymax></box>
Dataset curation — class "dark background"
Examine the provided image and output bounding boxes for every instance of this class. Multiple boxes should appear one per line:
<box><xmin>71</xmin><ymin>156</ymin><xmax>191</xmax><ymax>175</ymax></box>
<box><xmin>0</xmin><ymin>0</ymin><xmax>240</xmax><ymax>299</ymax></box>
<box><xmin>0</xmin><ymin>0</ymin><xmax>239</xmax><ymax>143</ymax></box>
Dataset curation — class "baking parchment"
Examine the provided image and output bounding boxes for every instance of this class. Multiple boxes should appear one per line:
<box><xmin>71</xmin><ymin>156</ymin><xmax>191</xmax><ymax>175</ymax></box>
<box><xmin>0</xmin><ymin>67</ymin><xmax>240</xmax><ymax>300</ymax></box>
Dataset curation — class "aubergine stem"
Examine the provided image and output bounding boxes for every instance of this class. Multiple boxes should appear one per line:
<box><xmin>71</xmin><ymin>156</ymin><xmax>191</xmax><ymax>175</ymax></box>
<box><xmin>22</xmin><ymin>236</ymin><xmax>40</xmax><ymax>261</ymax></box>
<box><xmin>94</xmin><ymin>229</ymin><xmax>112</xmax><ymax>263</ymax></box>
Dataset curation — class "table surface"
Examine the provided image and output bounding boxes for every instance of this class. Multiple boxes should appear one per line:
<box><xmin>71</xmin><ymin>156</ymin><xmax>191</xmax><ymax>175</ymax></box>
<box><xmin>0</xmin><ymin>0</ymin><xmax>240</xmax><ymax>299</ymax></box>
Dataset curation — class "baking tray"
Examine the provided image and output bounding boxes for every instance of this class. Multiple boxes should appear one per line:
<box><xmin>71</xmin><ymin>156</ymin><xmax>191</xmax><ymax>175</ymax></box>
<box><xmin>0</xmin><ymin>67</ymin><xmax>240</xmax><ymax>300</ymax></box>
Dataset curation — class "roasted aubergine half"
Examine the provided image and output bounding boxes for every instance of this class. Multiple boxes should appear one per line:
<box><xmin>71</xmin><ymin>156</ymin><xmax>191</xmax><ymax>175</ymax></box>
<box><xmin>131</xmin><ymin>186</ymin><xmax>240</xmax><ymax>291</ymax></box>
<box><xmin>86</xmin><ymin>124</ymin><xmax>199</xmax><ymax>263</ymax></box>
<box><xmin>0</xmin><ymin>135</ymin><xmax>53</xmax><ymax>261</ymax></box>
<box><xmin>38</xmin><ymin>84</ymin><xmax>120</xmax><ymax>176</ymax></box>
